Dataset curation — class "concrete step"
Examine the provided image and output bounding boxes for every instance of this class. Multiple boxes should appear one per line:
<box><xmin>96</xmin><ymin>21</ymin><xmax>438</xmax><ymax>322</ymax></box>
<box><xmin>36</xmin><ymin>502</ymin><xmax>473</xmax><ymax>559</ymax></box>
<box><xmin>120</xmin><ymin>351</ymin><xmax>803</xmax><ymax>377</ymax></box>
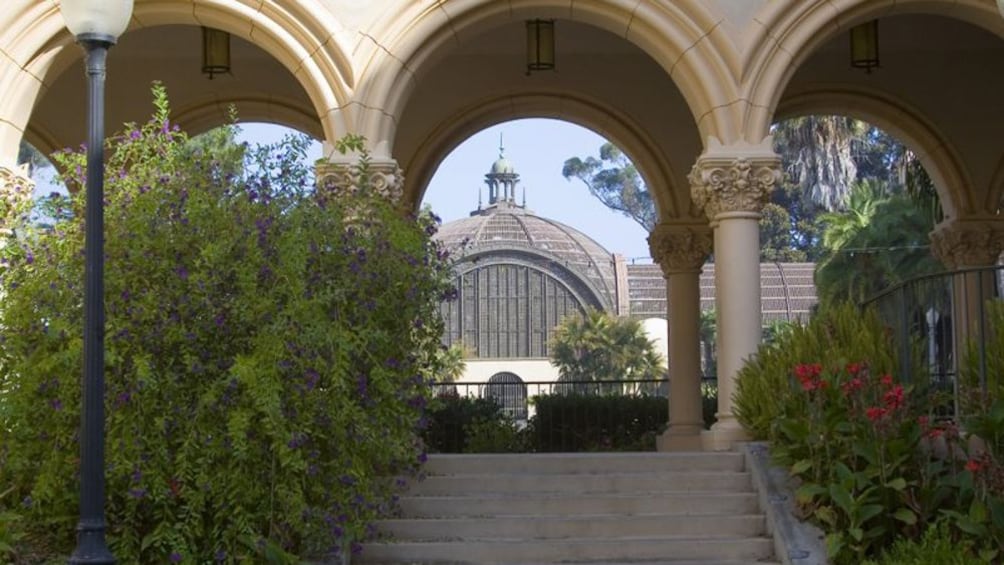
<box><xmin>422</xmin><ymin>452</ymin><xmax>745</xmax><ymax>475</ymax></box>
<box><xmin>408</xmin><ymin>471</ymin><xmax>752</xmax><ymax>495</ymax></box>
<box><xmin>376</xmin><ymin>513</ymin><xmax>767</xmax><ymax>541</ymax></box>
<box><xmin>355</xmin><ymin>536</ymin><xmax>775</xmax><ymax>564</ymax></box>
<box><xmin>355</xmin><ymin>561</ymin><xmax>780</xmax><ymax>565</ymax></box>
<box><xmin>397</xmin><ymin>491</ymin><xmax>760</xmax><ymax>518</ymax></box>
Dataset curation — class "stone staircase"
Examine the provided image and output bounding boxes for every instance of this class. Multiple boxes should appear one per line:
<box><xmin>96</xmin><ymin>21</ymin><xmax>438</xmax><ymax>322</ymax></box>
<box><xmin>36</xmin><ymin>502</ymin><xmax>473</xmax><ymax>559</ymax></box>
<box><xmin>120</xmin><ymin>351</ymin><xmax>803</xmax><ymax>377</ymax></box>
<box><xmin>356</xmin><ymin>451</ymin><xmax>780</xmax><ymax>564</ymax></box>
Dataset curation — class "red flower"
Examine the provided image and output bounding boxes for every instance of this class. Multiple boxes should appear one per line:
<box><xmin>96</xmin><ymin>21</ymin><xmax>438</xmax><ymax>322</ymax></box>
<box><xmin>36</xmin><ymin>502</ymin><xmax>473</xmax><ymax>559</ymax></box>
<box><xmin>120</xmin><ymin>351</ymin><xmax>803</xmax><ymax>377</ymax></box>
<box><xmin>794</xmin><ymin>363</ymin><xmax>822</xmax><ymax>381</ymax></box>
<box><xmin>841</xmin><ymin>377</ymin><xmax>864</xmax><ymax>396</ymax></box>
<box><xmin>866</xmin><ymin>406</ymin><xmax>887</xmax><ymax>421</ymax></box>
<box><xmin>883</xmin><ymin>385</ymin><xmax>905</xmax><ymax>410</ymax></box>
<box><xmin>846</xmin><ymin>362</ymin><xmax>864</xmax><ymax>376</ymax></box>
<box><xmin>966</xmin><ymin>459</ymin><xmax>984</xmax><ymax>473</ymax></box>
<box><xmin>917</xmin><ymin>415</ymin><xmax>929</xmax><ymax>428</ymax></box>
<box><xmin>880</xmin><ymin>374</ymin><xmax>894</xmax><ymax>386</ymax></box>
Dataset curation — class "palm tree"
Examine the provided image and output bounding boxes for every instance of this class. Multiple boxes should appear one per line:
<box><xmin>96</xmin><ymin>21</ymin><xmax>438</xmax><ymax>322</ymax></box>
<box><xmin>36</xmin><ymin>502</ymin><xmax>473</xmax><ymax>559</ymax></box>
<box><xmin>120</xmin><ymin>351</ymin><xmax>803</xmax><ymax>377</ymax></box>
<box><xmin>815</xmin><ymin>180</ymin><xmax>941</xmax><ymax>305</ymax></box>
<box><xmin>549</xmin><ymin>309</ymin><xmax>664</xmax><ymax>394</ymax></box>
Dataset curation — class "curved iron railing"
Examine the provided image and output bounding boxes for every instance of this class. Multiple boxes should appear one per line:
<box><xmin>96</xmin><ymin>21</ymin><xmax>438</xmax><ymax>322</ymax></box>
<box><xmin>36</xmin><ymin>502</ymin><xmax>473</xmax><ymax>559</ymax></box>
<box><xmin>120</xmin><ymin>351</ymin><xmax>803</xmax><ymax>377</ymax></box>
<box><xmin>861</xmin><ymin>265</ymin><xmax>1004</xmax><ymax>417</ymax></box>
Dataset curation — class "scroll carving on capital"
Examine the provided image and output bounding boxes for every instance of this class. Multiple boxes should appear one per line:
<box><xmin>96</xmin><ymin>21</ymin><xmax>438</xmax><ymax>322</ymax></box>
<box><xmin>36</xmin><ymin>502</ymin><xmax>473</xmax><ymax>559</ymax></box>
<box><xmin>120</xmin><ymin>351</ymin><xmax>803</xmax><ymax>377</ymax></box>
<box><xmin>930</xmin><ymin>219</ymin><xmax>1004</xmax><ymax>269</ymax></box>
<box><xmin>689</xmin><ymin>155</ymin><xmax>781</xmax><ymax>221</ymax></box>
<box><xmin>315</xmin><ymin>158</ymin><xmax>405</xmax><ymax>203</ymax></box>
<box><xmin>648</xmin><ymin>223</ymin><xmax>712</xmax><ymax>275</ymax></box>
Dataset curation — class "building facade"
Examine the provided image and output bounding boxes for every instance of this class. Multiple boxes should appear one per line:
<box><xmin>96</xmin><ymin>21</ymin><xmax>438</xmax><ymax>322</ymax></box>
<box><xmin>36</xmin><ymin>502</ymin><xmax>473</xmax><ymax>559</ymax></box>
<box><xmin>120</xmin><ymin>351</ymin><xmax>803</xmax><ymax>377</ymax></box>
<box><xmin>2</xmin><ymin>0</ymin><xmax>1003</xmax><ymax>450</ymax></box>
<box><xmin>434</xmin><ymin>148</ymin><xmax>818</xmax><ymax>394</ymax></box>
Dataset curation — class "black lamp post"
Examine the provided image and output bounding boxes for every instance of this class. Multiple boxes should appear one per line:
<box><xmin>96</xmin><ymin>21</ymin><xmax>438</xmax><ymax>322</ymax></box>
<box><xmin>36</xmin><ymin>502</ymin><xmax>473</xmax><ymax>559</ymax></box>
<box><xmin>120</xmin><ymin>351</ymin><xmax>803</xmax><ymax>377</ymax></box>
<box><xmin>60</xmin><ymin>0</ymin><xmax>133</xmax><ymax>563</ymax></box>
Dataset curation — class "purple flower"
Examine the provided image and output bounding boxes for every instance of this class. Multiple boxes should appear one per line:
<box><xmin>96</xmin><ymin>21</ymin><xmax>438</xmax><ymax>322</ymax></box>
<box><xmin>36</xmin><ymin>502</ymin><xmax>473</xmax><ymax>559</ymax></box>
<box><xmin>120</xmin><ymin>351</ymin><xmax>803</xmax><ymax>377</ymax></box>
<box><xmin>129</xmin><ymin>488</ymin><xmax>147</xmax><ymax>499</ymax></box>
<box><xmin>356</xmin><ymin>374</ymin><xmax>368</xmax><ymax>399</ymax></box>
<box><xmin>175</xmin><ymin>266</ymin><xmax>189</xmax><ymax>280</ymax></box>
<box><xmin>169</xmin><ymin>551</ymin><xmax>182</xmax><ymax>563</ymax></box>
<box><xmin>305</xmin><ymin>368</ymin><xmax>319</xmax><ymax>390</ymax></box>
<box><xmin>129</xmin><ymin>130</ymin><xmax>142</xmax><ymax>141</ymax></box>
<box><xmin>49</xmin><ymin>398</ymin><xmax>62</xmax><ymax>411</ymax></box>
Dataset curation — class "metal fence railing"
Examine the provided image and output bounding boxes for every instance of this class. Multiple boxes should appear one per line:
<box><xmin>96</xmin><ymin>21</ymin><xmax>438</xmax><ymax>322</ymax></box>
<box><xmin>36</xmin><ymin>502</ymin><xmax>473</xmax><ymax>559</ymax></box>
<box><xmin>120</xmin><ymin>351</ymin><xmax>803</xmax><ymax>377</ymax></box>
<box><xmin>424</xmin><ymin>378</ymin><xmax>718</xmax><ymax>453</ymax></box>
<box><xmin>861</xmin><ymin>265</ymin><xmax>1004</xmax><ymax>419</ymax></box>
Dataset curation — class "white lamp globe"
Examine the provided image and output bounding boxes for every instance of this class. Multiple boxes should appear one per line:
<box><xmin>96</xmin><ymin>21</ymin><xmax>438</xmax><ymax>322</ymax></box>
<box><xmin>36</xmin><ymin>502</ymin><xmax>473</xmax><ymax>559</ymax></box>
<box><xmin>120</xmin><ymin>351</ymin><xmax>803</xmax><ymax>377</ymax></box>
<box><xmin>61</xmin><ymin>0</ymin><xmax>134</xmax><ymax>40</ymax></box>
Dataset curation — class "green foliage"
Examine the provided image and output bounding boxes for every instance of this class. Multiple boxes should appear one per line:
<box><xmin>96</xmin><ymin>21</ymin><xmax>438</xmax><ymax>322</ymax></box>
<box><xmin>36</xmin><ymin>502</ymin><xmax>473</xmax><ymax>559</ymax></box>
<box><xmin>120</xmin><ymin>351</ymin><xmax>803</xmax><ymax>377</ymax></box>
<box><xmin>0</xmin><ymin>85</ymin><xmax>453</xmax><ymax>563</ymax></box>
<box><xmin>815</xmin><ymin>180</ymin><xmax>942</xmax><ymax>306</ymax></box>
<box><xmin>549</xmin><ymin>309</ymin><xmax>664</xmax><ymax>386</ymax></box>
<box><xmin>527</xmin><ymin>394</ymin><xmax>667</xmax><ymax>452</ymax></box>
<box><xmin>422</xmin><ymin>392</ymin><xmax>507</xmax><ymax>453</ymax></box>
<box><xmin>463</xmin><ymin>417</ymin><xmax>526</xmax><ymax>453</ymax></box>
<box><xmin>734</xmin><ymin>302</ymin><xmax>898</xmax><ymax>440</ymax></box>
<box><xmin>749</xmin><ymin>303</ymin><xmax>1004</xmax><ymax>563</ymax></box>
<box><xmin>561</xmin><ymin>142</ymin><xmax>655</xmax><ymax>231</ymax></box>
<box><xmin>862</xmin><ymin>520</ymin><xmax>987</xmax><ymax>565</ymax></box>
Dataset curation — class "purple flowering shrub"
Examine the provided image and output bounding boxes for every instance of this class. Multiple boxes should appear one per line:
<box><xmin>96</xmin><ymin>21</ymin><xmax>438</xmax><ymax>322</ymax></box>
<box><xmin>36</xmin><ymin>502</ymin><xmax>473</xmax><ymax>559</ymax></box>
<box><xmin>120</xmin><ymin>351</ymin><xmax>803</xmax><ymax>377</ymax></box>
<box><xmin>0</xmin><ymin>85</ymin><xmax>452</xmax><ymax>563</ymax></box>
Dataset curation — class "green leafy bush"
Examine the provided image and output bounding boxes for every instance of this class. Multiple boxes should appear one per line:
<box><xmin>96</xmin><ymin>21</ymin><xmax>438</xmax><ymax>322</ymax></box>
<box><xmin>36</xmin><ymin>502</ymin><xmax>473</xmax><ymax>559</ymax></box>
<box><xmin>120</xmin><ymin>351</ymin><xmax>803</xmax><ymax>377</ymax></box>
<box><xmin>463</xmin><ymin>417</ymin><xmax>526</xmax><ymax>453</ymax></box>
<box><xmin>527</xmin><ymin>394</ymin><xmax>666</xmax><ymax>452</ymax></box>
<box><xmin>753</xmin><ymin>319</ymin><xmax>1004</xmax><ymax>563</ymax></box>
<box><xmin>0</xmin><ymin>87</ymin><xmax>452</xmax><ymax>563</ymax></box>
<box><xmin>862</xmin><ymin>520</ymin><xmax>986</xmax><ymax>565</ymax></box>
<box><xmin>422</xmin><ymin>391</ymin><xmax>507</xmax><ymax>453</ymax></box>
<box><xmin>734</xmin><ymin>302</ymin><xmax>899</xmax><ymax>441</ymax></box>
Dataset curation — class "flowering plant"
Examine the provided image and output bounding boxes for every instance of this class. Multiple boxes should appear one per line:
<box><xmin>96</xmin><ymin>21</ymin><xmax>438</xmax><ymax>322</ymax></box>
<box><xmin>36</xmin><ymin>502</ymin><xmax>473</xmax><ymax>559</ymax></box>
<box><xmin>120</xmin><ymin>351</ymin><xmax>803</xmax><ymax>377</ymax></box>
<box><xmin>0</xmin><ymin>85</ymin><xmax>453</xmax><ymax>563</ymax></box>
<box><xmin>775</xmin><ymin>359</ymin><xmax>1004</xmax><ymax>563</ymax></box>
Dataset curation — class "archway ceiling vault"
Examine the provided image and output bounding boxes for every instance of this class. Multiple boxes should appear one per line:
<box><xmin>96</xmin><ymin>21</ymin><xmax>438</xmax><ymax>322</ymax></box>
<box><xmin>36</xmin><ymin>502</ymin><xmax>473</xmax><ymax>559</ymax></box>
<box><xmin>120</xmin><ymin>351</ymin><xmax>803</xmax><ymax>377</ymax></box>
<box><xmin>772</xmin><ymin>13</ymin><xmax>1004</xmax><ymax>218</ymax></box>
<box><xmin>391</xmin><ymin>19</ymin><xmax>705</xmax><ymax>224</ymax></box>
<box><xmin>27</xmin><ymin>24</ymin><xmax>322</xmax><ymax>155</ymax></box>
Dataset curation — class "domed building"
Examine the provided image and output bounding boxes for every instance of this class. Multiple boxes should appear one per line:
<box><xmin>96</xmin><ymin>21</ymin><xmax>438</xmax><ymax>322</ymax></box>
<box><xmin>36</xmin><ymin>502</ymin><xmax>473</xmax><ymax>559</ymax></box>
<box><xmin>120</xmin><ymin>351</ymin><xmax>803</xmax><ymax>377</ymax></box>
<box><xmin>434</xmin><ymin>146</ymin><xmax>819</xmax><ymax>397</ymax></box>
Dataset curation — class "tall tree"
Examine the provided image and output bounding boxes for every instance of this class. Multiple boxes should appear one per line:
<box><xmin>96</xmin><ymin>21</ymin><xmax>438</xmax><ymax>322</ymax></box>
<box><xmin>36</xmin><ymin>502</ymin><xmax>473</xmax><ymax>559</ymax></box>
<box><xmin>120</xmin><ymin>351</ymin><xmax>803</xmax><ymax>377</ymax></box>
<box><xmin>562</xmin><ymin>142</ymin><xmax>656</xmax><ymax>231</ymax></box>
<box><xmin>771</xmin><ymin>116</ymin><xmax>863</xmax><ymax>212</ymax></box>
<box><xmin>814</xmin><ymin>179</ymin><xmax>941</xmax><ymax>305</ymax></box>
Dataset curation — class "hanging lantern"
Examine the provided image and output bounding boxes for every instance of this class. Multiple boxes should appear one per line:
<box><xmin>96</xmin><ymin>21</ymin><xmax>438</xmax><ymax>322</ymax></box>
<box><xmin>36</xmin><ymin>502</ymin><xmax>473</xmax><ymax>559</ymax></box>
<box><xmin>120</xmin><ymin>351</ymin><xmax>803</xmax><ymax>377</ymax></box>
<box><xmin>849</xmin><ymin>20</ymin><xmax>879</xmax><ymax>73</ymax></box>
<box><xmin>202</xmin><ymin>27</ymin><xmax>230</xmax><ymax>79</ymax></box>
<box><xmin>526</xmin><ymin>19</ymin><xmax>555</xmax><ymax>74</ymax></box>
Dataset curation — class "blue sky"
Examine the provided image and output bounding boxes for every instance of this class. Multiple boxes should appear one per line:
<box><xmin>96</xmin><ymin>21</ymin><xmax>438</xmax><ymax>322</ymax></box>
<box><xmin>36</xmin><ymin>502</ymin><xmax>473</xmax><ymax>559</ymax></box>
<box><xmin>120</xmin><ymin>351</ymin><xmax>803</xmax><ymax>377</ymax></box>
<box><xmin>31</xmin><ymin>118</ymin><xmax>653</xmax><ymax>260</ymax></box>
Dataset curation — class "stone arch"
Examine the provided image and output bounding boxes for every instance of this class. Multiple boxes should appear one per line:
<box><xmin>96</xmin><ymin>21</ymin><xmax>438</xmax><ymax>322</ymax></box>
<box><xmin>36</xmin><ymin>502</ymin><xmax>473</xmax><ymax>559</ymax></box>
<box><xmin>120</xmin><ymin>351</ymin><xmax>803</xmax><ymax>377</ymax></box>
<box><xmin>402</xmin><ymin>92</ymin><xmax>687</xmax><ymax>222</ymax></box>
<box><xmin>353</xmin><ymin>0</ymin><xmax>742</xmax><ymax>156</ymax></box>
<box><xmin>741</xmin><ymin>0</ymin><xmax>1004</xmax><ymax>143</ymax></box>
<box><xmin>0</xmin><ymin>0</ymin><xmax>353</xmax><ymax>162</ymax></box>
<box><xmin>775</xmin><ymin>85</ymin><xmax>972</xmax><ymax>218</ymax></box>
<box><xmin>172</xmin><ymin>96</ymin><xmax>324</xmax><ymax>141</ymax></box>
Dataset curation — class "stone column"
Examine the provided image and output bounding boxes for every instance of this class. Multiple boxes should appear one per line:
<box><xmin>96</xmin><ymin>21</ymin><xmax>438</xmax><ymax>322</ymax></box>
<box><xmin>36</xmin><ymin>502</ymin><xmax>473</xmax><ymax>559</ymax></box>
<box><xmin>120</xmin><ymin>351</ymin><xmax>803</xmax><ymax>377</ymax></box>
<box><xmin>930</xmin><ymin>218</ymin><xmax>1004</xmax><ymax>400</ymax></box>
<box><xmin>648</xmin><ymin>222</ymin><xmax>712</xmax><ymax>451</ymax></box>
<box><xmin>315</xmin><ymin>154</ymin><xmax>405</xmax><ymax>203</ymax></box>
<box><xmin>689</xmin><ymin>139</ymin><xmax>781</xmax><ymax>451</ymax></box>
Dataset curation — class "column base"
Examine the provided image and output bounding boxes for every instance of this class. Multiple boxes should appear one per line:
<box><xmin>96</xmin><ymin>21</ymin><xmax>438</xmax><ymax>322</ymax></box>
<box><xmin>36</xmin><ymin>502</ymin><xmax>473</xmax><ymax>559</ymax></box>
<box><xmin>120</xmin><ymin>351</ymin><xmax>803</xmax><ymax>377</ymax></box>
<box><xmin>656</xmin><ymin>426</ymin><xmax>704</xmax><ymax>451</ymax></box>
<box><xmin>701</xmin><ymin>420</ymin><xmax>750</xmax><ymax>451</ymax></box>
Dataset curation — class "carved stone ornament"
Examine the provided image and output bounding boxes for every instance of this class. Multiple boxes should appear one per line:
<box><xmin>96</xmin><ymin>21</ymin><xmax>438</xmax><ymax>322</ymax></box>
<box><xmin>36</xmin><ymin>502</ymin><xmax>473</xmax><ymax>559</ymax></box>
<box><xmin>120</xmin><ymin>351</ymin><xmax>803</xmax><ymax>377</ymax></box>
<box><xmin>648</xmin><ymin>223</ymin><xmax>712</xmax><ymax>275</ymax></box>
<box><xmin>315</xmin><ymin>157</ymin><xmax>404</xmax><ymax>203</ymax></box>
<box><xmin>930</xmin><ymin>219</ymin><xmax>1004</xmax><ymax>268</ymax></box>
<box><xmin>689</xmin><ymin>156</ymin><xmax>781</xmax><ymax>220</ymax></box>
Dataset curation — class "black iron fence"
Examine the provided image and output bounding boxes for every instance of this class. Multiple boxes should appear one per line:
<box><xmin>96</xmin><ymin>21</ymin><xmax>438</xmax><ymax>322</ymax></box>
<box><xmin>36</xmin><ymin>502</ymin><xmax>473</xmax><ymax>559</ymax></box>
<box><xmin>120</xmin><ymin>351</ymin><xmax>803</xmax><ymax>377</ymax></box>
<box><xmin>423</xmin><ymin>378</ymin><xmax>718</xmax><ymax>453</ymax></box>
<box><xmin>861</xmin><ymin>266</ymin><xmax>1004</xmax><ymax>419</ymax></box>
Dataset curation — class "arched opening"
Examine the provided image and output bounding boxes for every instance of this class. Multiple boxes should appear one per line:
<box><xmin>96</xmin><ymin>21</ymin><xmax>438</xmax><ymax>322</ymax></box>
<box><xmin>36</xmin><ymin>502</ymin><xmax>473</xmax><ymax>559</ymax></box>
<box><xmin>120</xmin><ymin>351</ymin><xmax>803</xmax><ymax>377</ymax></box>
<box><xmin>484</xmin><ymin>372</ymin><xmax>528</xmax><ymax>421</ymax></box>
<box><xmin>25</xmin><ymin>25</ymin><xmax>323</xmax><ymax>159</ymax></box>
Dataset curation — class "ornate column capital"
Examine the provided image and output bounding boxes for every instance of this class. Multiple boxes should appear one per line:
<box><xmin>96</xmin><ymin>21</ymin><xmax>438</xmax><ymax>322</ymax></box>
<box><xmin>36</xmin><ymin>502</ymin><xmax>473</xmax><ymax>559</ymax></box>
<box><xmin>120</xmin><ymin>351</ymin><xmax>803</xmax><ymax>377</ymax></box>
<box><xmin>0</xmin><ymin>163</ymin><xmax>35</xmax><ymax>231</ymax></box>
<box><xmin>648</xmin><ymin>222</ymin><xmax>712</xmax><ymax>275</ymax></box>
<box><xmin>930</xmin><ymin>218</ymin><xmax>1004</xmax><ymax>269</ymax></box>
<box><xmin>688</xmin><ymin>138</ymin><xmax>781</xmax><ymax>221</ymax></box>
<box><xmin>315</xmin><ymin>155</ymin><xmax>404</xmax><ymax>203</ymax></box>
